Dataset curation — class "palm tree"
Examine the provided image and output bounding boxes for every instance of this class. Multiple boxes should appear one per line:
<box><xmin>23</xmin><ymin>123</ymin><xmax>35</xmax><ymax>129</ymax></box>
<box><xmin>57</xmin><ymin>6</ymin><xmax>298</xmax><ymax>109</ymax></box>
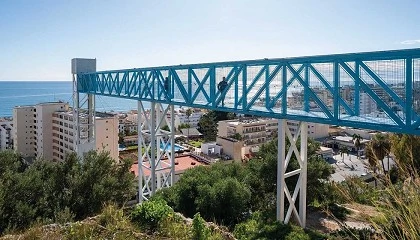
<box><xmin>339</xmin><ymin>146</ymin><xmax>349</xmax><ymax>162</ymax></box>
<box><xmin>365</xmin><ymin>142</ymin><xmax>378</xmax><ymax>186</ymax></box>
<box><xmin>185</xmin><ymin>108</ymin><xmax>192</xmax><ymax>143</ymax></box>
<box><xmin>371</xmin><ymin>133</ymin><xmax>391</xmax><ymax>174</ymax></box>
<box><xmin>352</xmin><ymin>134</ymin><xmax>363</xmax><ymax>159</ymax></box>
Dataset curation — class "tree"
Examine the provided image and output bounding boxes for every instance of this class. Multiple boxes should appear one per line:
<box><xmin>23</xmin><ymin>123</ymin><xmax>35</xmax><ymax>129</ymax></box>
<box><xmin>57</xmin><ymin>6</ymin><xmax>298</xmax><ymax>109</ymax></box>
<box><xmin>178</xmin><ymin>123</ymin><xmax>190</xmax><ymax>131</ymax></box>
<box><xmin>158</xmin><ymin>163</ymin><xmax>250</xmax><ymax>227</ymax></box>
<box><xmin>0</xmin><ymin>150</ymin><xmax>136</xmax><ymax>233</ymax></box>
<box><xmin>118</xmin><ymin>132</ymin><xmax>125</xmax><ymax>145</ymax></box>
<box><xmin>245</xmin><ymin>137</ymin><xmax>334</xmax><ymax>211</ymax></box>
<box><xmin>198</xmin><ymin>111</ymin><xmax>217</xmax><ymax>142</ymax></box>
<box><xmin>161</xmin><ymin>125</ymin><xmax>170</xmax><ymax>132</ymax></box>
<box><xmin>339</xmin><ymin>146</ymin><xmax>349</xmax><ymax>162</ymax></box>
<box><xmin>370</xmin><ymin>133</ymin><xmax>391</xmax><ymax>174</ymax></box>
<box><xmin>230</xmin><ymin>133</ymin><xmax>243</xmax><ymax>141</ymax></box>
<box><xmin>213</xmin><ymin>110</ymin><xmax>235</xmax><ymax>121</ymax></box>
<box><xmin>352</xmin><ymin>134</ymin><xmax>363</xmax><ymax>159</ymax></box>
<box><xmin>390</xmin><ymin>134</ymin><xmax>420</xmax><ymax>177</ymax></box>
<box><xmin>186</xmin><ymin>108</ymin><xmax>193</xmax><ymax>143</ymax></box>
<box><xmin>365</xmin><ymin>142</ymin><xmax>378</xmax><ymax>187</ymax></box>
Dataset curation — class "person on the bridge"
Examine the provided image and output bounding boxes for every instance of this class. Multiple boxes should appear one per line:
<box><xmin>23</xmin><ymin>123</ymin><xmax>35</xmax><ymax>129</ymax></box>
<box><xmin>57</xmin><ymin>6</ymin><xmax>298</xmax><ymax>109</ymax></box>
<box><xmin>164</xmin><ymin>77</ymin><xmax>170</xmax><ymax>98</ymax></box>
<box><xmin>218</xmin><ymin>77</ymin><xmax>228</xmax><ymax>107</ymax></box>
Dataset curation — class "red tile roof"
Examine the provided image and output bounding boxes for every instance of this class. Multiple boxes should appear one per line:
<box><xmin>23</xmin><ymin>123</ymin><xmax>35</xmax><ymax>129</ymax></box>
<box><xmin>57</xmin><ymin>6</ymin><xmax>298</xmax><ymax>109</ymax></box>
<box><xmin>130</xmin><ymin>155</ymin><xmax>206</xmax><ymax>177</ymax></box>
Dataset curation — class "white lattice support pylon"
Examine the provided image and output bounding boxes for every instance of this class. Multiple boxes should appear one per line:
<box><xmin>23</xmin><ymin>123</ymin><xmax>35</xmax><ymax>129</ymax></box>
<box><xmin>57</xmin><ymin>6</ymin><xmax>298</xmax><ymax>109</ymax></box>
<box><xmin>276</xmin><ymin>119</ymin><xmax>308</xmax><ymax>227</ymax></box>
<box><xmin>137</xmin><ymin>101</ymin><xmax>175</xmax><ymax>202</ymax></box>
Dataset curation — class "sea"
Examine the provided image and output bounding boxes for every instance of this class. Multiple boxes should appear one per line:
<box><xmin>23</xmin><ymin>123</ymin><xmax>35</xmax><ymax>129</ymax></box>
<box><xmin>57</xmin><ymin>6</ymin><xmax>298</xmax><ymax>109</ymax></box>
<box><xmin>0</xmin><ymin>81</ymin><xmax>146</xmax><ymax>117</ymax></box>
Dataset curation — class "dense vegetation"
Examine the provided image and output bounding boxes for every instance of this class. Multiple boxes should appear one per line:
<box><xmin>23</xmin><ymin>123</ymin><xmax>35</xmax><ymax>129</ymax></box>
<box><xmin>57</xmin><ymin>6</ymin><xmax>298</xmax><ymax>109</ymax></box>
<box><xmin>3</xmin><ymin>133</ymin><xmax>420</xmax><ymax>239</ymax></box>
<box><xmin>158</xmin><ymin>137</ymin><xmax>333</xmax><ymax>239</ymax></box>
<box><xmin>2</xmin><ymin>201</ymin><xmax>227</xmax><ymax>240</ymax></box>
<box><xmin>0</xmin><ymin>150</ymin><xmax>135</xmax><ymax>234</ymax></box>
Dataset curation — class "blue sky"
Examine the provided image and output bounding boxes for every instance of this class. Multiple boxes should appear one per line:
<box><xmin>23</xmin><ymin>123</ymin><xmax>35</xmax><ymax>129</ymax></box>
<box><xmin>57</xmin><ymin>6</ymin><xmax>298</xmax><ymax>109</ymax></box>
<box><xmin>0</xmin><ymin>0</ymin><xmax>419</xmax><ymax>80</ymax></box>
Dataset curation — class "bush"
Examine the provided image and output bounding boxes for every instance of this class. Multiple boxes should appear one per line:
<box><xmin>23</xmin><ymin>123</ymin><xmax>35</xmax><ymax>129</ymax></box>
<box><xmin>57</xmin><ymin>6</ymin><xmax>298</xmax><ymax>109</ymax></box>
<box><xmin>335</xmin><ymin>176</ymin><xmax>379</xmax><ymax>205</ymax></box>
<box><xmin>233</xmin><ymin>211</ymin><xmax>315</xmax><ymax>240</ymax></box>
<box><xmin>130</xmin><ymin>198</ymin><xmax>174</xmax><ymax>232</ymax></box>
<box><xmin>98</xmin><ymin>204</ymin><xmax>131</xmax><ymax>232</ymax></box>
<box><xmin>158</xmin><ymin>163</ymin><xmax>250</xmax><ymax>227</ymax></box>
<box><xmin>192</xmin><ymin>213</ymin><xmax>211</xmax><ymax>240</ymax></box>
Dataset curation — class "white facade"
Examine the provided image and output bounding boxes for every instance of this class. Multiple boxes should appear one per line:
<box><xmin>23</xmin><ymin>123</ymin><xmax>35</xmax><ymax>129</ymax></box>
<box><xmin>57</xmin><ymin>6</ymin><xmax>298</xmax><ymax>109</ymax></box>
<box><xmin>13</xmin><ymin>102</ymin><xmax>118</xmax><ymax>161</ymax></box>
<box><xmin>359</xmin><ymin>92</ymin><xmax>377</xmax><ymax>114</ymax></box>
<box><xmin>217</xmin><ymin>118</ymin><xmax>278</xmax><ymax>161</ymax></box>
<box><xmin>216</xmin><ymin>118</ymin><xmax>329</xmax><ymax>161</ymax></box>
<box><xmin>118</xmin><ymin>119</ymin><xmax>138</xmax><ymax>134</ymax></box>
<box><xmin>341</xmin><ymin>127</ymin><xmax>378</xmax><ymax>140</ymax></box>
<box><xmin>286</xmin><ymin>121</ymin><xmax>329</xmax><ymax>139</ymax></box>
<box><xmin>126</xmin><ymin>110</ymin><xmax>139</xmax><ymax>123</ymax></box>
<box><xmin>13</xmin><ymin>103</ymin><xmax>68</xmax><ymax>159</ymax></box>
<box><xmin>0</xmin><ymin>117</ymin><xmax>13</xmax><ymax>150</ymax></box>
<box><xmin>174</xmin><ymin>108</ymin><xmax>203</xmax><ymax>129</ymax></box>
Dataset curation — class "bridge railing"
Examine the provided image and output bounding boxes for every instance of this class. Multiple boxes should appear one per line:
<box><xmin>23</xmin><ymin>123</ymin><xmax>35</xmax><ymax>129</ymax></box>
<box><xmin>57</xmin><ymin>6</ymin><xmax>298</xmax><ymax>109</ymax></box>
<box><xmin>77</xmin><ymin>48</ymin><xmax>420</xmax><ymax>135</ymax></box>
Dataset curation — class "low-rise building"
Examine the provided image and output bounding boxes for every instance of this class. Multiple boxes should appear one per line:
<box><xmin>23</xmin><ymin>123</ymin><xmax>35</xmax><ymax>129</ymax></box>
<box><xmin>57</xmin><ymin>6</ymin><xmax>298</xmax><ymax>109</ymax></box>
<box><xmin>0</xmin><ymin>117</ymin><xmax>13</xmax><ymax>150</ymax></box>
<box><xmin>174</xmin><ymin>108</ymin><xmax>203</xmax><ymax>129</ymax></box>
<box><xmin>216</xmin><ymin>118</ymin><xmax>329</xmax><ymax>161</ymax></box>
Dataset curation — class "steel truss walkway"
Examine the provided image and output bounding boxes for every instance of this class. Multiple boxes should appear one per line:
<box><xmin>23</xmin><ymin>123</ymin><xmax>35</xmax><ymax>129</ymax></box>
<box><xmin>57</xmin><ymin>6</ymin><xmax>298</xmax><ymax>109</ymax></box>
<box><xmin>72</xmin><ymin>48</ymin><xmax>420</xmax><ymax>227</ymax></box>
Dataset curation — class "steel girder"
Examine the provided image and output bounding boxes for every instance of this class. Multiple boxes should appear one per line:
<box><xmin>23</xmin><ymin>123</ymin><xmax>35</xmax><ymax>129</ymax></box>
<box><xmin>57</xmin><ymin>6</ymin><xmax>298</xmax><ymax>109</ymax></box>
<box><xmin>137</xmin><ymin>101</ymin><xmax>175</xmax><ymax>202</ymax></box>
<box><xmin>77</xmin><ymin>48</ymin><xmax>420</xmax><ymax>135</ymax></box>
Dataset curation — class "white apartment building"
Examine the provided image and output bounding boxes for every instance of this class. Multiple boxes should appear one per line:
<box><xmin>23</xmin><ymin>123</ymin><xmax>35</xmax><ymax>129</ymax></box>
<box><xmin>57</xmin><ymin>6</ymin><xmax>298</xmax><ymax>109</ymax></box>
<box><xmin>118</xmin><ymin>117</ymin><xmax>138</xmax><ymax>135</ymax></box>
<box><xmin>217</xmin><ymin>118</ymin><xmax>329</xmax><ymax>161</ymax></box>
<box><xmin>286</xmin><ymin>121</ymin><xmax>329</xmax><ymax>139</ymax></box>
<box><xmin>52</xmin><ymin>111</ymin><xmax>119</xmax><ymax>161</ymax></box>
<box><xmin>0</xmin><ymin>117</ymin><xmax>13</xmax><ymax>150</ymax></box>
<box><xmin>359</xmin><ymin>92</ymin><xmax>377</xmax><ymax>114</ymax></box>
<box><xmin>13</xmin><ymin>102</ymin><xmax>118</xmax><ymax>162</ymax></box>
<box><xmin>174</xmin><ymin>108</ymin><xmax>203</xmax><ymax>129</ymax></box>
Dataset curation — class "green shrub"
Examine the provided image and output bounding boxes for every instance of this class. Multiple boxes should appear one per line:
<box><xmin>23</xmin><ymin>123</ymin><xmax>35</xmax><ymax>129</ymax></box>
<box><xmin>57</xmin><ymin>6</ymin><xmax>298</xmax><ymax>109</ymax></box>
<box><xmin>130</xmin><ymin>198</ymin><xmax>174</xmax><ymax>232</ymax></box>
<box><xmin>335</xmin><ymin>176</ymin><xmax>379</xmax><ymax>205</ymax></box>
<box><xmin>98</xmin><ymin>204</ymin><xmax>131</xmax><ymax>232</ymax></box>
<box><xmin>327</xmin><ymin>203</ymin><xmax>350</xmax><ymax>221</ymax></box>
<box><xmin>233</xmin><ymin>211</ymin><xmax>313</xmax><ymax>240</ymax></box>
<box><xmin>159</xmin><ymin>214</ymin><xmax>193</xmax><ymax>240</ymax></box>
<box><xmin>67</xmin><ymin>222</ymin><xmax>99</xmax><ymax>240</ymax></box>
<box><xmin>192</xmin><ymin>213</ymin><xmax>211</xmax><ymax>240</ymax></box>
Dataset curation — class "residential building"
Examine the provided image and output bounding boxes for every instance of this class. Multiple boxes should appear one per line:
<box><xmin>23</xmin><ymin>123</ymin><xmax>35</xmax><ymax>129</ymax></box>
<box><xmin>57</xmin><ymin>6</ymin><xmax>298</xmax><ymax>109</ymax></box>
<box><xmin>174</xmin><ymin>108</ymin><xmax>203</xmax><ymax>129</ymax></box>
<box><xmin>359</xmin><ymin>92</ymin><xmax>377</xmax><ymax>114</ymax></box>
<box><xmin>216</xmin><ymin>118</ymin><xmax>329</xmax><ymax>161</ymax></box>
<box><xmin>286</xmin><ymin>121</ymin><xmax>329</xmax><ymax>139</ymax></box>
<box><xmin>13</xmin><ymin>102</ymin><xmax>118</xmax><ymax>162</ymax></box>
<box><xmin>118</xmin><ymin>117</ymin><xmax>138</xmax><ymax>135</ymax></box>
<box><xmin>0</xmin><ymin>117</ymin><xmax>13</xmax><ymax>150</ymax></box>
<box><xmin>52</xmin><ymin>111</ymin><xmax>119</xmax><ymax>161</ymax></box>
<box><xmin>216</xmin><ymin>118</ymin><xmax>276</xmax><ymax>161</ymax></box>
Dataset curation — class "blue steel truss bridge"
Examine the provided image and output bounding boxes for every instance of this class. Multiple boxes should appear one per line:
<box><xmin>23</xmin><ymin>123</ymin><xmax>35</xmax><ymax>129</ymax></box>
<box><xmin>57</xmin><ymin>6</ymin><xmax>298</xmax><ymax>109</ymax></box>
<box><xmin>72</xmin><ymin>48</ymin><xmax>420</xmax><ymax>227</ymax></box>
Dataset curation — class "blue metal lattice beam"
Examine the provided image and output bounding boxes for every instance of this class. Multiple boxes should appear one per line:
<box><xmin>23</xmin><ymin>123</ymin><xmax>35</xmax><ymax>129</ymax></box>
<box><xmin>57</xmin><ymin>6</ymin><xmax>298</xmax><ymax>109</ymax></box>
<box><xmin>77</xmin><ymin>48</ymin><xmax>420</xmax><ymax>135</ymax></box>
